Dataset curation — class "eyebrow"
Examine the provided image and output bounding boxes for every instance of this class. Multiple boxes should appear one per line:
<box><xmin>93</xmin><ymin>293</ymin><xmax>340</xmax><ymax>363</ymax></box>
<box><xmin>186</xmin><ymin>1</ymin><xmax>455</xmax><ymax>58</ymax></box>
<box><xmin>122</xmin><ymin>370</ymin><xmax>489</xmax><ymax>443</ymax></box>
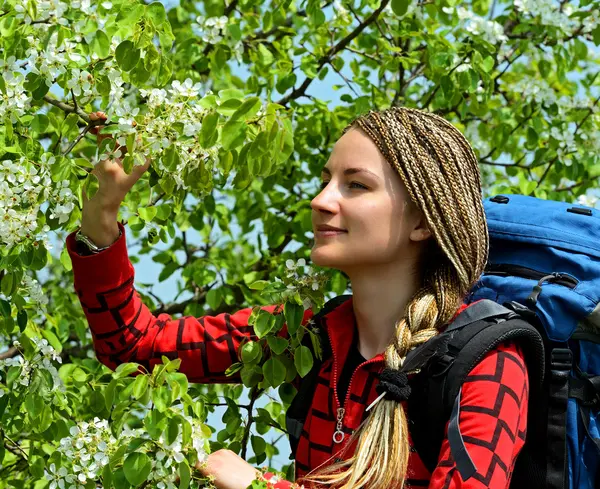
<box><xmin>321</xmin><ymin>166</ymin><xmax>380</xmax><ymax>180</ymax></box>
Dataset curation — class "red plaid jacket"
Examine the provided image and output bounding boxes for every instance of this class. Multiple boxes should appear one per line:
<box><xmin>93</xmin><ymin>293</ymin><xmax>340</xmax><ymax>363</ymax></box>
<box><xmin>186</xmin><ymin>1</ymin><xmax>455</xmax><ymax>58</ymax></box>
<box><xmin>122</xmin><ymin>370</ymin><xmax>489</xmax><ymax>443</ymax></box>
<box><xmin>66</xmin><ymin>223</ymin><xmax>529</xmax><ymax>489</ymax></box>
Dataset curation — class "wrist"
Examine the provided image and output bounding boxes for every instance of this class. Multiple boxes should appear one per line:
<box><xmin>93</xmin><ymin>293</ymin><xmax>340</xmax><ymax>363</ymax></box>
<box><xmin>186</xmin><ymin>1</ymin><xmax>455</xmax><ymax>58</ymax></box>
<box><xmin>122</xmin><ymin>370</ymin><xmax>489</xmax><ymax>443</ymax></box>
<box><xmin>80</xmin><ymin>207</ymin><xmax>120</xmax><ymax>248</ymax></box>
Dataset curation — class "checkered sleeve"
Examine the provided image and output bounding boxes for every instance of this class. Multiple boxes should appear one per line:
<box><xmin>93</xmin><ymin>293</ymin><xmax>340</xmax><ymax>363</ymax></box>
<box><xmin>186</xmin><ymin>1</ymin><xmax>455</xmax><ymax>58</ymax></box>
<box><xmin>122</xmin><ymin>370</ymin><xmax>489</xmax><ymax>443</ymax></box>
<box><xmin>66</xmin><ymin>222</ymin><xmax>313</xmax><ymax>383</ymax></box>
<box><xmin>427</xmin><ymin>341</ymin><xmax>529</xmax><ymax>489</ymax></box>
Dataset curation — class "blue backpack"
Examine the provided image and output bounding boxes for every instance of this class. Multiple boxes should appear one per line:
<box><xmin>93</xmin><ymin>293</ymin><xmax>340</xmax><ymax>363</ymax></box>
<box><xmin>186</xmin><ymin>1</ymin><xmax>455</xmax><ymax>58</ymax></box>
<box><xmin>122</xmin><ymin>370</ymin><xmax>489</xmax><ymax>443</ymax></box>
<box><xmin>465</xmin><ymin>194</ymin><xmax>600</xmax><ymax>489</ymax></box>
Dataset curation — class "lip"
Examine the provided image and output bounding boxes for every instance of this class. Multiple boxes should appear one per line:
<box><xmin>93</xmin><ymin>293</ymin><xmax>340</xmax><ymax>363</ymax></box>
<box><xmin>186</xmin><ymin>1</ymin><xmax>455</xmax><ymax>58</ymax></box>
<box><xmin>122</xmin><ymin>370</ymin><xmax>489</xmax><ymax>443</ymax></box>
<box><xmin>314</xmin><ymin>225</ymin><xmax>348</xmax><ymax>238</ymax></box>
<box><xmin>316</xmin><ymin>225</ymin><xmax>347</xmax><ymax>232</ymax></box>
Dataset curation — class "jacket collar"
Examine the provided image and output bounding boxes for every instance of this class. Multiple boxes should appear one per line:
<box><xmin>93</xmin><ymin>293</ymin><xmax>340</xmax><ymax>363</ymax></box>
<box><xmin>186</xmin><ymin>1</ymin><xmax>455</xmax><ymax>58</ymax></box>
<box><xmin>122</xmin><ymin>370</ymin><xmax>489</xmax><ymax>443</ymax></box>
<box><xmin>323</xmin><ymin>296</ymin><xmax>385</xmax><ymax>368</ymax></box>
<box><xmin>322</xmin><ymin>296</ymin><xmax>471</xmax><ymax>367</ymax></box>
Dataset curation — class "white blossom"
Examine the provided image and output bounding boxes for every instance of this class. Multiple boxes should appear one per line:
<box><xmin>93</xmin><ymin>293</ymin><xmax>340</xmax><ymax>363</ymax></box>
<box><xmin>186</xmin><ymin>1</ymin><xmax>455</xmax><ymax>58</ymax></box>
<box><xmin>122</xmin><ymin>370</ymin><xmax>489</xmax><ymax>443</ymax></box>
<box><xmin>445</xmin><ymin>7</ymin><xmax>508</xmax><ymax>45</ymax></box>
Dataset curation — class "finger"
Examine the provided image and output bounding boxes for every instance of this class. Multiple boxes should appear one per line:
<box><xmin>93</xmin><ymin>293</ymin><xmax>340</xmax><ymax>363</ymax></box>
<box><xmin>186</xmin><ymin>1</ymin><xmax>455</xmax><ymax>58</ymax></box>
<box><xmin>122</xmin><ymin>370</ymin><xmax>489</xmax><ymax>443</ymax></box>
<box><xmin>89</xmin><ymin>112</ymin><xmax>107</xmax><ymax>133</ymax></box>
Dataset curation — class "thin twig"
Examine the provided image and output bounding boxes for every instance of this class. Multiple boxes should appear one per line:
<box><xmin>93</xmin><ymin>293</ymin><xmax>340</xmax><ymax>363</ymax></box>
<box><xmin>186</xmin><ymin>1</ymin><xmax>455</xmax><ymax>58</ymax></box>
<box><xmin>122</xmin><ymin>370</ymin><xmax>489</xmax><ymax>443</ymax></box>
<box><xmin>0</xmin><ymin>347</ymin><xmax>18</xmax><ymax>360</ymax></box>
<box><xmin>240</xmin><ymin>386</ymin><xmax>263</xmax><ymax>459</ymax></box>
<box><xmin>63</xmin><ymin>125</ymin><xmax>92</xmax><ymax>156</ymax></box>
<box><xmin>537</xmin><ymin>92</ymin><xmax>600</xmax><ymax>187</ymax></box>
<box><xmin>3</xmin><ymin>434</ymin><xmax>28</xmax><ymax>460</ymax></box>
<box><xmin>420</xmin><ymin>53</ymin><xmax>470</xmax><ymax>108</ymax></box>
<box><xmin>345</xmin><ymin>46</ymin><xmax>378</xmax><ymax>62</ymax></box>
<box><xmin>328</xmin><ymin>61</ymin><xmax>360</xmax><ymax>97</ymax></box>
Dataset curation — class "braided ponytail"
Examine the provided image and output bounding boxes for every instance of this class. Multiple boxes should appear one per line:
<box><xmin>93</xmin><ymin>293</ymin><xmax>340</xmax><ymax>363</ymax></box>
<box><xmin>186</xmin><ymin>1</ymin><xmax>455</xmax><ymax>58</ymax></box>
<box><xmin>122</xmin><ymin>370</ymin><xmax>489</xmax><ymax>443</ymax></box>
<box><xmin>302</xmin><ymin>107</ymin><xmax>488</xmax><ymax>488</ymax></box>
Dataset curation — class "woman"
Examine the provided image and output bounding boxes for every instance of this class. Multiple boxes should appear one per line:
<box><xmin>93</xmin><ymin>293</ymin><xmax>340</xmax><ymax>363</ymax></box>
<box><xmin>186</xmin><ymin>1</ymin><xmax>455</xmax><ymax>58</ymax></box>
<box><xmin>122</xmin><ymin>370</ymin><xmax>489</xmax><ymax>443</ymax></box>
<box><xmin>67</xmin><ymin>107</ymin><xmax>528</xmax><ymax>489</ymax></box>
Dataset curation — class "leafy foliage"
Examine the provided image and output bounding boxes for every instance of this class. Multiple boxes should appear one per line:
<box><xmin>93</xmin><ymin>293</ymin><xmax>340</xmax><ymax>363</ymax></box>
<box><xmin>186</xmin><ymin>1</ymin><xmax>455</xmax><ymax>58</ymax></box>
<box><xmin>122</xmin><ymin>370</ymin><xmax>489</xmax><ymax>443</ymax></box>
<box><xmin>1</xmin><ymin>0</ymin><xmax>599</xmax><ymax>487</ymax></box>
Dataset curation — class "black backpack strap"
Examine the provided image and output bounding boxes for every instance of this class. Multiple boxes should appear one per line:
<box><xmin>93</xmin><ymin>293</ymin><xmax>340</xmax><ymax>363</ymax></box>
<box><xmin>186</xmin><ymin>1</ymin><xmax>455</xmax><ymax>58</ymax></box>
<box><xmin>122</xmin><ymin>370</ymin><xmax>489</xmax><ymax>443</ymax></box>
<box><xmin>408</xmin><ymin>300</ymin><xmax>545</xmax><ymax>478</ymax></box>
<box><xmin>286</xmin><ymin>294</ymin><xmax>352</xmax><ymax>459</ymax></box>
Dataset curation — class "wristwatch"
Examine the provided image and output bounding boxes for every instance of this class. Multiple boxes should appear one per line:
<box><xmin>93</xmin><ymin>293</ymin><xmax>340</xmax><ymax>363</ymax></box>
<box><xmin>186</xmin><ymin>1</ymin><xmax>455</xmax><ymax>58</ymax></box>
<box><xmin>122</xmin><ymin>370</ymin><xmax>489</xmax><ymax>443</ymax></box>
<box><xmin>75</xmin><ymin>228</ymin><xmax>122</xmax><ymax>254</ymax></box>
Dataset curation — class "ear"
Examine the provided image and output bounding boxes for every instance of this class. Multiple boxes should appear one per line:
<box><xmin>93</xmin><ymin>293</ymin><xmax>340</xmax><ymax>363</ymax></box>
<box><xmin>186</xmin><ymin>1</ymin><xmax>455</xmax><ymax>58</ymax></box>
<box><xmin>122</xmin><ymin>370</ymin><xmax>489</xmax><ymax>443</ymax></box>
<box><xmin>409</xmin><ymin>211</ymin><xmax>432</xmax><ymax>243</ymax></box>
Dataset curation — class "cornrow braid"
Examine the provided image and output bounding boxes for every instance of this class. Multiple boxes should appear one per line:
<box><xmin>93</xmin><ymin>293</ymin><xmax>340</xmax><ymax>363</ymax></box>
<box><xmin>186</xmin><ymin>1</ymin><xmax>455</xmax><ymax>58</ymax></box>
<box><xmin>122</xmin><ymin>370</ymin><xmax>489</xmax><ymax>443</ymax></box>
<box><xmin>302</xmin><ymin>107</ymin><xmax>488</xmax><ymax>489</ymax></box>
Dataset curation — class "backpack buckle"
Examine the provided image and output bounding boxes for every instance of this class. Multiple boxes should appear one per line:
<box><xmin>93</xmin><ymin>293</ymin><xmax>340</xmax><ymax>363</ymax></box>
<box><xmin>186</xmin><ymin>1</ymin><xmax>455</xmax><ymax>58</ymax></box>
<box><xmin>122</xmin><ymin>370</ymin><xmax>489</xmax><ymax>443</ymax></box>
<box><xmin>550</xmin><ymin>348</ymin><xmax>573</xmax><ymax>371</ymax></box>
<box><xmin>429</xmin><ymin>353</ymin><xmax>455</xmax><ymax>377</ymax></box>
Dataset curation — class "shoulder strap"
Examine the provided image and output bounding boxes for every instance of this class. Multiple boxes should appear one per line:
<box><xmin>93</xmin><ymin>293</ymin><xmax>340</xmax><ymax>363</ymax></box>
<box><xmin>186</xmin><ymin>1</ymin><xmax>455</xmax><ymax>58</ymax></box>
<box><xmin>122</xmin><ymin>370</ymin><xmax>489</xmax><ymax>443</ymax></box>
<box><xmin>285</xmin><ymin>294</ymin><xmax>352</xmax><ymax>459</ymax></box>
<box><xmin>408</xmin><ymin>300</ymin><xmax>545</xmax><ymax>476</ymax></box>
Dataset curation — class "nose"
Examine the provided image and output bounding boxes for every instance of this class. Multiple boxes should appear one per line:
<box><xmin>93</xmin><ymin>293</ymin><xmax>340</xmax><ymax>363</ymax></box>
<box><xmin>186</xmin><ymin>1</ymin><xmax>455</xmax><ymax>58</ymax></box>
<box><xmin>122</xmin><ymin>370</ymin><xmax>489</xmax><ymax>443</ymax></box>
<box><xmin>311</xmin><ymin>181</ymin><xmax>340</xmax><ymax>215</ymax></box>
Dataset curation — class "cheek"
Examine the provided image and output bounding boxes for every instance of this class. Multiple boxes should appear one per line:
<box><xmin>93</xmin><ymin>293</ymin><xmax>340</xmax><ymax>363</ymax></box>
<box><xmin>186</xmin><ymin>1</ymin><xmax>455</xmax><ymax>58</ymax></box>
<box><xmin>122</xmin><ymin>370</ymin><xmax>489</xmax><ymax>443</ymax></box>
<box><xmin>358</xmin><ymin>200</ymin><xmax>401</xmax><ymax>239</ymax></box>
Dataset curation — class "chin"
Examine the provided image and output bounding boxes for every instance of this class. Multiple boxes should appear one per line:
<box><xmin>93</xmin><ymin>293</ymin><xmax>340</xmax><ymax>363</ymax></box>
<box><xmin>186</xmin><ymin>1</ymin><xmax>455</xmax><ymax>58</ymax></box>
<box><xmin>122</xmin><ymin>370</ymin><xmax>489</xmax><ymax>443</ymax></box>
<box><xmin>310</xmin><ymin>245</ymin><xmax>347</xmax><ymax>270</ymax></box>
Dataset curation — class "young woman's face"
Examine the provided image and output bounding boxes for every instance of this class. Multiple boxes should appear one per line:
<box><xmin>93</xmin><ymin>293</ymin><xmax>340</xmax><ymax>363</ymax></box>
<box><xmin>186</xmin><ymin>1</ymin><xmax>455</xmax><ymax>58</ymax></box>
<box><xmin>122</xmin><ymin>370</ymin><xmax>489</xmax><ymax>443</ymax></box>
<box><xmin>310</xmin><ymin>128</ymin><xmax>428</xmax><ymax>272</ymax></box>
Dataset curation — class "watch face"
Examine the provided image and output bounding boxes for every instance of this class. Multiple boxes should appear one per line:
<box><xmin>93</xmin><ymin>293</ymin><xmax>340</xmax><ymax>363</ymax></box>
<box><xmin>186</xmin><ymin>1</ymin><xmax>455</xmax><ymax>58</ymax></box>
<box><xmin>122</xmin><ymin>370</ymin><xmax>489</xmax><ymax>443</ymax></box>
<box><xmin>76</xmin><ymin>241</ymin><xmax>95</xmax><ymax>256</ymax></box>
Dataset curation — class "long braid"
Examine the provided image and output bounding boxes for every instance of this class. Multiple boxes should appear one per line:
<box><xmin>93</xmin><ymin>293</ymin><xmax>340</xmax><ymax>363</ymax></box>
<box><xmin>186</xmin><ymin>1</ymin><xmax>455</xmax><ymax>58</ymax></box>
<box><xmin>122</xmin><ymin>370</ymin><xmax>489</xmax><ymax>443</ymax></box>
<box><xmin>302</xmin><ymin>107</ymin><xmax>488</xmax><ymax>488</ymax></box>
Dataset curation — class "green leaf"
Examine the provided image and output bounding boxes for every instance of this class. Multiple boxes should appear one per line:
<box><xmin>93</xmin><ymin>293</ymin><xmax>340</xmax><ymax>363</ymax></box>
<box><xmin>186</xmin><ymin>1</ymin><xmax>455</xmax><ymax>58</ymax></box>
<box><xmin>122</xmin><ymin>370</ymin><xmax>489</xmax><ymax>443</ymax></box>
<box><xmin>152</xmin><ymin>385</ymin><xmax>171</xmax><ymax>412</ymax></box>
<box><xmin>115</xmin><ymin>362</ymin><xmax>141</xmax><ymax>378</ymax></box>
<box><xmin>221</xmin><ymin>119</ymin><xmax>246</xmax><ymax>151</ymax></box>
<box><xmin>481</xmin><ymin>55</ymin><xmax>494</xmax><ymax>73</ymax></box>
<box><xmin>138</xmin><ymin>206</ymin><xmax>157</xmax><ymax>222</ymax></box>
<box><xmin>218</xmin><ymin>88</ymin><xmax>245</xmax><ymax>101</ymax></box>
<box><xmin>16</xmin><ymin>309</ymin><xmax>27</xmax><ymax>331</ymax></box>
<box><xmin>1</xmin><ymin>271</ymin><xmax>15</xmax><ymax>296</ymax></box>
<box><xmin>592</xmin><ymin>25</ymin><xmax>600</xmax><ymax>46</ymax></box>
<box><xmin>267</xmin><ymin>336</ymin><xmax>289</xmax><ymax>355</ymax></box>
<box><xmin>91</xmin><ymin>30</ymin><xmax>110</xmax><ymax>58</ymax></box>
<box><xmin>284</xmin><ymin>302</ymin><xmax>303</xmax><ymax>336</ymax></box>
<box><xmin>294</xmin><ymin>345</ymin><xmax>314</xmax><ymax>377</ymax></box>
<box><xmin>206</xmin><ymin>288</ymin><xmax>222</xmax><ymax>310</ymax></box>
<box><xmin>201</xmin><ymin>112</ymin><xmax>219</xmax><ymax>147</ymax></box>
<box><xmin>163</xmin><ymin>144</ymin><xmax>180</xmax><ymax>171</ymax></box>
<box><xmin>391</xmin><ymin>0</ymin><xmax>410</xmax><ymax>16</ymax></box>
<box><xmin>115</xmin><ymin>41</ymin><xmax>141</xmax><ymax>72</ymax></box>
<box><xmin>29</xmin><ymin>456</ymin><xmax>45</xmax><ymax>478</ymax></box>
<box><xmin>179</xmin><ymin>460</ymin><xmax>191</xmax><ymax>489</ymax></box>
<box><xmin>254</xmin><ymin>310</ymin><xmax>276</xmax><ymax>339</ymax></box>
<box><xmin>146</xmin><ymin>2</ymin><xmax>167</xmax><ymax>26</ymax></box>
<box><xmin>132</xmin><ymin>375</ymin><xmax>148</xmax><ymax>399</ymax></box>
<box><xmin>225</xmin><ymin>362</ymin><xmax>243</xmax><ymax>377</ymax></box>
<box><xmin>248</xmin><ymin>280</ymin><xmax>268</xmax><ymax>290</ymax></box>
<box><xmin>102</xmin><ymin>464</ymin><xmax>114</xmax><ymax>488</ymax></box>
<box><xmin>231</xmin><ymin>97</ymin><xmax>261</xmax><ymax>121</ymax></box>
<box><xmin>167</xmin><ymin>416</ymin><xmax>179</xmax><ymax>445</ymax></box>
<box><xmin>241</xmin><ymin>341</ymin><xmax>262</xmax><ymax>364</ymax></box>
<box><xmin>0</xmin><ymin>299</ymin><xmax>10</xmax><ymax>317</ymax></box>
<box><xmin>83</xmin><ymin>172</ymin><xmax>100</xmax><ymax>203</ymax></box>
<box><xmin>41</xmin><ymin>328</ymin><xmax>61</xmax><ymax>352</ymax></box>
<box><xmin>31</xmin><ymin>114</ymin><xmax>49</xmax><ymax>134</ymax></box>
<box><xmin>116</xmin><ymin>3</ymin><xmax>144</xmax><ymax>26</ymax></box>
<box><xmin>123</xmin><ymin>452</ymin><xmax>151</xmax><ymax>487</ymax></box>
<box><xmin>240</xmin><ymin>364</ymin><xmax>262</xmax><ymax>387</ymax></box>
<box><xmin>262</xmin><ymin>357</ymin><xmax>286</xmax><ymax>387</ymax></box>
<box><xmin>251</xmin><ymin>435</ymin><xmax>266</xmax><ymax>456</ymax></box>
<box><xmin>25</xmin><ymin>392</ymin><xmax>44</xmax><ymax>418</ymax></box>
<box><xmin>105</xmin><ymin>378</ymin><xmax>118</xmax><ymax>411</ymax></box>
<box><xmin>168</xmin><ymin>372</ymin><xmax>188</xmax><ymax>396</ymax></box>
<box><xmin>157</xmin><ymin>55</ymin><xmax>173</xmax><ymax>86</ymax></box>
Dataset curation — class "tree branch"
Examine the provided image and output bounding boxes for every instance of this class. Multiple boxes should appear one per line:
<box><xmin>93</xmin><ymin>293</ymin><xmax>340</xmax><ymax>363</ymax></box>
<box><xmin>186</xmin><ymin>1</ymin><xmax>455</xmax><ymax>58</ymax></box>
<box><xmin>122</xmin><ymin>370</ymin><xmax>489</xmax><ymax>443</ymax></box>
<box><xmin>276</xmin><ymin>0</ymin><xmax>391</xmax><ymax>106</ymax></box>
<box><xmin>43</xmin><ymin>95</ymin><xmax>89</xmax><ymax>122</ymax></box>
<box><xmin>0</xmin><ymin>347</ymin><xmax>18</xmax><ymax>360</ymax></box>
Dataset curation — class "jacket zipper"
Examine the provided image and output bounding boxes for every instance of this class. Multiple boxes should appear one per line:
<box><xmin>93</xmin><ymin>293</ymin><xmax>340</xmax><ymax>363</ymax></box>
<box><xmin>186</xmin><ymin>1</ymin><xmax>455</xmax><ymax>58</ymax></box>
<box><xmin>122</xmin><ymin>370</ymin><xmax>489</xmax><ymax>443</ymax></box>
<box><xmin>486</xmin><ymin>264</ymin><xmax>578</xmax><ymax>288</ymax></box>
<box><xmin>327</xmin><ymin>323</ymin><xmax>381</xmax><ymax>446</ymax></box>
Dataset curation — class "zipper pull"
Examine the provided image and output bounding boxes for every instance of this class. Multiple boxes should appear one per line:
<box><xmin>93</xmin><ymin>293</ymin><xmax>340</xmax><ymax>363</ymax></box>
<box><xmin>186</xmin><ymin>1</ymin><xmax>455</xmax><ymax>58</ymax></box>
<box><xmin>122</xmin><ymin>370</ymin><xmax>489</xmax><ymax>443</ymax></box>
<box><xmin>333</xmin><ymin>408</ymin><xmax>345</xmax><ymax>444</ymax></box>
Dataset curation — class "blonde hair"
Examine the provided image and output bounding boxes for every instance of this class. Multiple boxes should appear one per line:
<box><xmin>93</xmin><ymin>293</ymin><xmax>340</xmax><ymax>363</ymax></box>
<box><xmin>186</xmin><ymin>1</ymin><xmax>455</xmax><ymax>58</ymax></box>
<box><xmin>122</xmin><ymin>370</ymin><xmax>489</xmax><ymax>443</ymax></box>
<box><xmin>302</xmin><ymin>107</ymin><xmax>489</xmax><ymax>488</ymax></box>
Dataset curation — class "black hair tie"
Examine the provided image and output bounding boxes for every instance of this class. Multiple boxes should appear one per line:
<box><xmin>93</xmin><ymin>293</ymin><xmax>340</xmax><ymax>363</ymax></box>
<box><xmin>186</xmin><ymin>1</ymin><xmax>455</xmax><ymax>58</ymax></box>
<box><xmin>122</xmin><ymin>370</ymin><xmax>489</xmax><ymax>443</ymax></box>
<box><xmin>375</xmin><ymin>369</ymin><xmax>411</xmax><ymax>402</ymax></box>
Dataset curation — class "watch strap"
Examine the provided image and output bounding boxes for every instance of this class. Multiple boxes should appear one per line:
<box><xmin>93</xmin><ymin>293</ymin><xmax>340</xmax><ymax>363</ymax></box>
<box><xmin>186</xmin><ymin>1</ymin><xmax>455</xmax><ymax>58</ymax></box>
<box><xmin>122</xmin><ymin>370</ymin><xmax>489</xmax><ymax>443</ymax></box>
<box><xmin>75</xmin><ymin>228</ymin><xmax>122</xmax><ymax>254</ymax></box>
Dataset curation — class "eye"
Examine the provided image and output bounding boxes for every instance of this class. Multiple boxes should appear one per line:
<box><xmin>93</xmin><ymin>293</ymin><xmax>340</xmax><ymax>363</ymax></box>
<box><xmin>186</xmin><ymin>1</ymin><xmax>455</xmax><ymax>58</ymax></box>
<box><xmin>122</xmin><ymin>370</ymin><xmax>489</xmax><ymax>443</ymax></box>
<box><xmin>350</xmin><ymin>182</ymin><xmax>368</xmax><ymax>190</ymax></box>
<box><xmin>319</xmin><ymin>181</ymin><xmax>329</xmax><ymax>190</ymax></box>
